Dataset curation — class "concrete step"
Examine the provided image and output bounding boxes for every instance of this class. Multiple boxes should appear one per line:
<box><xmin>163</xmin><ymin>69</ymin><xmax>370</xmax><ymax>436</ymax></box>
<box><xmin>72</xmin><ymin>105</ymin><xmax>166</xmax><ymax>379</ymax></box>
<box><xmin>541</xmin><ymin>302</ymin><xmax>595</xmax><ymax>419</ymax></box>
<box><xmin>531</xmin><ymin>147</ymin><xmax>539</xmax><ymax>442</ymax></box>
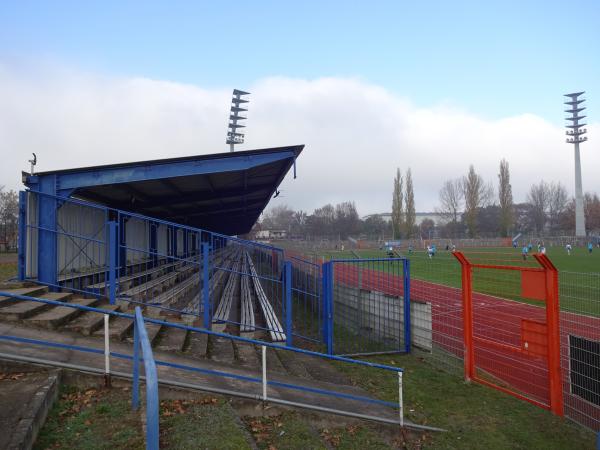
<box><xmin>208</xmin><ymin>335</ymin><xmax>235</xmax><ymax>364</ymax></box>
<box><xmin>94</xmin><ymin>316</ymin><xmax>134</xmax><ymax>341</ymax></box>
<box><xmin>0</xmin><ymin>292</ymin><xmax>73</xmax><ymax>321</ymax></box>
<box><xmin>155</xmin><ymin>326</ymin><xmax>188</xmax><ymax>353</ymax></box>
<box><xmin>64</xmin><ymin>304</ymin><xmax>121</xmax><ymax>335</ymax></box>
<box><xmin>0</xmin><ymin>286</ymin><xmax>49</xmax><ymax>308</ymax></box>
<box><xmin>186</xmin><ymin>331</ymin><xmax>208</xmax><ymax>358</ymax></box>
<box><xmin>276</xmin><ymin>349</ymin><xmax>313</xmax><ymax>380</ymax></box>
<box><xmin>233</xmin><ymin>341</ymin><xmax>260</xmax><ymax>370</ymax></box>
<box><xmin>126</xmin><ymin>323</ymin><xmax>162</xmax><ymax>346</ymax></box>
<box><xmin>0</xmin><ymin>369</ymin><xmax>61</xmax><ymax>450</ymax></box>
<box><xmin>25</xmin><ymin>298</ymin><xmax>99</xmax><ymax>329</ymax></box>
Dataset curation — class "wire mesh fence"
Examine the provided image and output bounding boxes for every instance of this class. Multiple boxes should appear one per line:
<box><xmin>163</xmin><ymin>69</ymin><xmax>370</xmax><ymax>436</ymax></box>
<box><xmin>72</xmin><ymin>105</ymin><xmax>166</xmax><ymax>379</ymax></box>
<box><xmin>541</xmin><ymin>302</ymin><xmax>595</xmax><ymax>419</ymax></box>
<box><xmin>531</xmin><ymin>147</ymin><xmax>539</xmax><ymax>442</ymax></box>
<box><xmin>558</xmin><ymin>270</ymin><xmax>600</xmax><ymax>431</ymax></box>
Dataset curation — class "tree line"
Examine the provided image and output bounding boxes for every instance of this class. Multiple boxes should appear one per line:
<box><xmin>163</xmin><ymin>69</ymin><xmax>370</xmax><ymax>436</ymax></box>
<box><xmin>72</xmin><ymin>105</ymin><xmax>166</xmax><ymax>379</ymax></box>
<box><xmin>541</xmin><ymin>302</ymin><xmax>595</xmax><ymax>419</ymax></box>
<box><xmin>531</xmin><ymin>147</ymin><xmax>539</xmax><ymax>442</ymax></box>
<box><xmin>0</xmin><ymin>187</ymin><xmax>18</xmax><ymax>250</ymax></box>
<box><xmin>437</xmin><ymin>160</ymin><xmax>600</xmax><ymax>238</ymax></box>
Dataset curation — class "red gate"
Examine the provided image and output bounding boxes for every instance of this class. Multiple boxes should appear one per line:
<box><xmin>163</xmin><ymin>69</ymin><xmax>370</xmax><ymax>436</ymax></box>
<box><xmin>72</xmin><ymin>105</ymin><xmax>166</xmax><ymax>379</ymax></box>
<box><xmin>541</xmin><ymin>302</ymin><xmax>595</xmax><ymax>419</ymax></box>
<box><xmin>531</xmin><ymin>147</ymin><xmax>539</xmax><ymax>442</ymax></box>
<box><xmin>453</xmin><ymin>251</ymin><xmax>564</xmax><ymax>416</ymax></box>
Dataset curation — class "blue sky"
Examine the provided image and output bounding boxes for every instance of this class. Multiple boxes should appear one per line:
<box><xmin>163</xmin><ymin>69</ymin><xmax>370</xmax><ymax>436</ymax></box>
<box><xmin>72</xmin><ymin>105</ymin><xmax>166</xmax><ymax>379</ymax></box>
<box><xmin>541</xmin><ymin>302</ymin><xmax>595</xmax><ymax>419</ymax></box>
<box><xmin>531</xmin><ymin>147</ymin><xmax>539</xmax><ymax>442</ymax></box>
<box><xmin>1</xmin><ymin>1</ymin><xmax>599</xmax><ymax>213</ymax></box>
<box><xmin>1</xmin><ymin>0</ymin><xmax>598</xmax><ymax>123</ymax></box>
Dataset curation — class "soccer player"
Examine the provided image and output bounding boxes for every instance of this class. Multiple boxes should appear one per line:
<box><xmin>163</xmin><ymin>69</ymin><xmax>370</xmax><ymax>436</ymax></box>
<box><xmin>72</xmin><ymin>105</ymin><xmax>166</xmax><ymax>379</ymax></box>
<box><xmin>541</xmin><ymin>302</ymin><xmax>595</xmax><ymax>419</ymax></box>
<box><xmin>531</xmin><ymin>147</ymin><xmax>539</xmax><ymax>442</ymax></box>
<box><xmin>566</xmin><ymin>243</ymin><xmax>572</xmax><ymax>256</ymax></box>
<box><xmin>522</xmin><ymin>245</ymin><xmax>528</xmax><ymax>261</ymax></box>
<box><xmin>588</xmin><ymin>242</ymin><xmax>593</xmax><ymax>254</ymax></box>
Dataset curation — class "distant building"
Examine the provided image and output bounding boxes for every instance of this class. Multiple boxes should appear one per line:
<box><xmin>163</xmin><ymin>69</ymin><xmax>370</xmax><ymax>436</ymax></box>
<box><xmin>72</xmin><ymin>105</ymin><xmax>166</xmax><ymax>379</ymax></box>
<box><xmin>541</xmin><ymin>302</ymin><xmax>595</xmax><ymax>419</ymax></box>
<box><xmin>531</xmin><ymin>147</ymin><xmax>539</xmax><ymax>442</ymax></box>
<box><xmin>255</xmin><ymin>229</ymin><xmax>288</xmax><ymax>240</ymax></box>
<box><xmin>362</xmin><ymin>212</ymin><xmax>449</xmax><ymax>226</ymax></box>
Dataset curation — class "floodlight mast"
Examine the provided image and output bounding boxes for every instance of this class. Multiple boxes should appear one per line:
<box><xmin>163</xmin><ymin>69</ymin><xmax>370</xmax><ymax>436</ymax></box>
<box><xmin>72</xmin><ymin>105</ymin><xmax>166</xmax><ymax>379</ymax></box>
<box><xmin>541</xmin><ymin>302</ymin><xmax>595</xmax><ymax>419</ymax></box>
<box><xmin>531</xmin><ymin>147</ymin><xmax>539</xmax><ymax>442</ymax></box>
<box><xmin>564</xmin><ymin>91</ymin><xmax>588</xmax><ymax>237</ymax></box>
<box><xmin>227</xmin><ymin>89</ymin><xmax>250</xmax><ymax>152</ymax></box>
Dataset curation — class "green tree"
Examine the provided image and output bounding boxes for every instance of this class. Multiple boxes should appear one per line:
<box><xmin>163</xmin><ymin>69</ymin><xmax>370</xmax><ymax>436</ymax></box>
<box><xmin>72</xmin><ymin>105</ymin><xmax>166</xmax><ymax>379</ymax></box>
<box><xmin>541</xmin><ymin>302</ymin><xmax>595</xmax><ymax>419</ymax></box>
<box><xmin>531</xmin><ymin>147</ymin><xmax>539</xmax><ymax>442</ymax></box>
<box><xmin>391</xmin><ymin>168</ymin><xmax>403</xmax><ymax>239</ymax></box>
<box><xmin>498</xmin><ymin>159</ymin><xmax>513</xmax><ymax>237</ymax></box>
<box><xmin>404</xmin><ymin>169</ymin><xmax>416</xmax><ymax>238</ymax></box>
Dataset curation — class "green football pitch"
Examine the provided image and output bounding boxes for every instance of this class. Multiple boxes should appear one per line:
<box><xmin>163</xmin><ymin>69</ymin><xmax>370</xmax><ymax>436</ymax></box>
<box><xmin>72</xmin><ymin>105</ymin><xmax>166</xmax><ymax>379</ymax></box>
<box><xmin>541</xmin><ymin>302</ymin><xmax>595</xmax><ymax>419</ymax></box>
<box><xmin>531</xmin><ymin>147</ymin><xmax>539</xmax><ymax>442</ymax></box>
<box><xmin>305</xmin><ymin>245</ymin><xmax>600</xmax><ymax>316</ymax></box>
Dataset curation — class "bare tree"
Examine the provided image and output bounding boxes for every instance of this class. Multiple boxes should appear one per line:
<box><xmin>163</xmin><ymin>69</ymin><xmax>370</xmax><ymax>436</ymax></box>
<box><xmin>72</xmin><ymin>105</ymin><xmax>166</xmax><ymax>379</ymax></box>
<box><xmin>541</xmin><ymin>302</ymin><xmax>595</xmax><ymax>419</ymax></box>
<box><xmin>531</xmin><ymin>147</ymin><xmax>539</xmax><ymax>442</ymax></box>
<box><xmin>0</xmin><ymin>188</ymin><xmax>18</xmax><ymax>249</ymax></box>
<box><xmin>437</xmin><ymin>178</ymin><xmax>463</xmax><ymax>237</ymax></box>
<box><xmin>462</xmin><ymin>165</ymin><xmax>493</xmax><ymax>237</ymax></box>
<box><xmin>527</xmin><ymin>181</ymin><xmax>549</xmax><ymax>234</ymax></box>
<box><xmin>404</xmin><ymin>169</ymin><xmax>416</xmax><ymax>238</ymax></box>
<box><xmin>547</xmin><ymin>182</ymin><xmax>568</xmax><ymax>232</ymax></box>
<box><xmin>391</xmin><ymin>168</ymin><xmax>403</xmax><ymax>239</ymax></box>
<box><xmin>498</xmin><ymin>159</ymin><xmax>513</xmax><ymax>237</ymax></box>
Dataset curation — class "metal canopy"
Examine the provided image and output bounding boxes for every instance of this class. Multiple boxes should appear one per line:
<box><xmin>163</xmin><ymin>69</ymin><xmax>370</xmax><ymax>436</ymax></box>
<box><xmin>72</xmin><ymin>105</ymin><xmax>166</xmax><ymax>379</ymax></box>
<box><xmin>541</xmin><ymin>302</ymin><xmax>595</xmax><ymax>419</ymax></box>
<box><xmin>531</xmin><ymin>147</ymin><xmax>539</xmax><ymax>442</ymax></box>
<box><xmin>23</xmin><ymin>145</ymin><xmax>303</xmax><ymax>235</ymax></box>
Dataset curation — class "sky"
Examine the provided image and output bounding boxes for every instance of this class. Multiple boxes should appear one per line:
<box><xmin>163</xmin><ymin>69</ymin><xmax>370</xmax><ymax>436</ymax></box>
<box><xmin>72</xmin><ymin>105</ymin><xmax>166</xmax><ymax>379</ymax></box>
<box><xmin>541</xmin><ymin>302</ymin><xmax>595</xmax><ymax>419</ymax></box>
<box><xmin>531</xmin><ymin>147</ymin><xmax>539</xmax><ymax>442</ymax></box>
<box><xmin>0</xmin><ymin>0</ymin><xmax>599</xmax><ymax>215</ymax></box>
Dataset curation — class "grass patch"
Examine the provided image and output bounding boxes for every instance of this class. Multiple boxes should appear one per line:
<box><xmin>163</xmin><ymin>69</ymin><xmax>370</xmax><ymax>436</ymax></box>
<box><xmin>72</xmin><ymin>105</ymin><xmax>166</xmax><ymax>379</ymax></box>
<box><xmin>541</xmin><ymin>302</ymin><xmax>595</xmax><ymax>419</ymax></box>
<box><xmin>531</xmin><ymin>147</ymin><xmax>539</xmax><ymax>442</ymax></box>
<box><xmin>159</xmin><ymin>396</ymin><xmax>250</xmax><ymax>449</ymax></box>
<box><xmin>35</xmin><ymin>386</ymin><xmax>144</xmax><ymax>450</ymax></box>
<box><xmin>333</xmin><ymin>353</ymin><xmax>596</xmax><ymax>450</ymax></box>
<box><xmin>244</xmin><ymin>412</ymin><xmax>326</xmax><ymax>450</ymax></box>
<box><xmin>0</xmin><ymin>262</ymin><xmax>17</xmax><ymax>281</ymax></box>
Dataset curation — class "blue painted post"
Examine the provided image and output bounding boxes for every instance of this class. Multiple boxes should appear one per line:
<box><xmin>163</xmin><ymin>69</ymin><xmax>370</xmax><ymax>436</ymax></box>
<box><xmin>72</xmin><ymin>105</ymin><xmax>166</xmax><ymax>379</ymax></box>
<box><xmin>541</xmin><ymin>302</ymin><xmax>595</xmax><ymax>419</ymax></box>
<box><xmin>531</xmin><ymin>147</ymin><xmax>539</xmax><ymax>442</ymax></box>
<box><xmin>17</xmin><ymin>191</ymin><xmax>27</xmax><ymax>280</ymax></box>
<box><xmin>149</xmin><ymin>222</ymin><xmax>157</xmax><ymax>266</ymax></box>
<box><xmin>37</xmin><ymin>177</ymin><xmax>58</xmax><ymax>287</ymax></box>
<box><xmin>202</xmin><ymin>242</ymin><xmax>210</xmax><ymax>329</ymax></box>
<box><xmin>321</xmin><ymin>262</ymin><xmax>328</xmax><ymax>345</ymax></box>
<box><xmin>284</xmin><ymin>261</ymin><xmax>293</xmax><ymax>347</ymax></box>
<box><xmin>132</xmin><ymin>315</ymin><xmax>140</xmax><ymax>410</ymax></box>
<box><xmin>403</xmin><ymin>259</ymin><xmax>412</xmax><ymax>354</ymax></box>
<box><xmin>321</xmin><ymin>262</ymin><xmax>334</xmax><ymax>355</ymax></box>
<box><xmin>108</xmin><ymin>221</ymin><xmax>117</xmax><ymax>305</ymax></box>
<box><xmin>170</xmin><ymin>225</ymin><xmax>177</xmax><ymax>258</ymax></box>
<box><xmin>183</xmin><ymin>229</ymin><xmax>189</xmax><ymax>258</ymax></box>
<box><xmin>118</xmin><ymin>214</ymin><xmax>127</xmax><ymax>276</ymax></box>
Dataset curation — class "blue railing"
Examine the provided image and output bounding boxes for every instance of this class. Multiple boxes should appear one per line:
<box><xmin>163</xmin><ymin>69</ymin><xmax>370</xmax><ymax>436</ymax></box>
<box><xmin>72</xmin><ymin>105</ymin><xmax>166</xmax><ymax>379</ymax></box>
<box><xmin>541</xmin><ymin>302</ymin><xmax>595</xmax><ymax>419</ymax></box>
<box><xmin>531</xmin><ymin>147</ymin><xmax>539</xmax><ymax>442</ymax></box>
<box><xmin>0</xmin><ymin>291</ymin><xmax>409</xmax><ymax>431</ymax></box>
<box><xmin>132</xmin><ymin>306</ymin><xmax>159</xmax><ymax>450</ymax></box>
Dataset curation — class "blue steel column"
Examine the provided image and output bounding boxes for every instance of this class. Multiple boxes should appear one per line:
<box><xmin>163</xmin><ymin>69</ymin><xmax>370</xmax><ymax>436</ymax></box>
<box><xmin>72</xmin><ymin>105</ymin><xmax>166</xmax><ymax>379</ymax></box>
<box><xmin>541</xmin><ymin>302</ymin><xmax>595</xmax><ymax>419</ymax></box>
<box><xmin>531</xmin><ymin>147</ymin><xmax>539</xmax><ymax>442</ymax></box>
<box><xmin>403</xmin><ymin>259</ymin><xmax>412</xmax><ymax>353</ymax></box>
<box><xmin>284</xmin><ymin>261</ymin><xmax>293</xmax><ymax>347</ymax></box>
<box><xmin>202</xmin><ymin>243</ymin><xmax>210</xmax><ymax>329</ymax></box>
<box><xmin>37</xmin><ymin>176</ymin><xmax>58</xmax><ymax>287</ymax></box>
<box><xmin>170</xmin><ymin>225</ymin><xmax>177</xmax><ymax>258</ymax></box>
<box><xmin>183</xmin><ymin>229</ymin><xmax>189</xmax><ymax>258</ymax></box>
<box><xmin>118</xmin><ymin>215</ymin><xmax>127</xmax><ymax>276</ymax></box>
<box><xmin>149</xmin><ymin>222</ymin><xmax>158</xmax><ymax>266</ymax></box>
<box><xmin>108</xmin><ymin>221</ymin><xmax>118</xmax><ymax>305</ymax></box>
<box><xmin>17</xmin><ymin>191</ymin><xmax>27</xmax><ymax>280</ymax></box>
<box><xmin>321</xmin><ymin>262</ymin><xmax>334</xmax><ymax>355</ymax></box>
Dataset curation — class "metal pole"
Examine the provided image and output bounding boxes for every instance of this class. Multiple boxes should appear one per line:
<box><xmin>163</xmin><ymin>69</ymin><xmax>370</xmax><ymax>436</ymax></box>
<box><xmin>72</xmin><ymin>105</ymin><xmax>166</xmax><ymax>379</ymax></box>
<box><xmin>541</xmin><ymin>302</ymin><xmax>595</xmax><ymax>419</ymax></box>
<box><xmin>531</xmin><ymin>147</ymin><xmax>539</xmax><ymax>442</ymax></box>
<box><xmin>262</xmin><ymin>345</ymin><xmax>267</xmax><ymax>402</ymax></box>
<box><xmin>202</xmin><ymin>242</ymin><xmax>210</xmax><ymax>329</ymax></box>
<box><xmin>398</xmin><ymin>371</ymin><xmax>404</xmax><ymax>428</ymax></box>
<box><xmin>132</xmin><ymin>320</ymin><xmax>140</xmax><ymax>410</ymax></box>
<box><xmin>104</xmin><ymin>314</ymin><xmax>111</xmax><ymax>387</ymax></box>
<box><xmin>285</xmin><ymin>261</ymin><xmax>293</xmax><ymax>347</ymax></box>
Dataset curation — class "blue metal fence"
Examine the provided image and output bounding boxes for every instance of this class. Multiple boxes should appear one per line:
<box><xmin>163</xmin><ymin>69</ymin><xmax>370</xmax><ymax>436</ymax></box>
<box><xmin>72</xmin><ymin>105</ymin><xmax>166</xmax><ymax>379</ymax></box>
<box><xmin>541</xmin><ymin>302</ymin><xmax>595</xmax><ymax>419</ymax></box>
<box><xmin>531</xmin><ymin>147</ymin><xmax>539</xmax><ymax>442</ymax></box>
<box><xmin>18</xmin><ymin>190</ymin><xmax>412</xmax><ymax>357</ymax></box>
<box><xmin>323</xmin><ymin>258</ymin><xmax>411</xmax><ymax>356</ymax></box>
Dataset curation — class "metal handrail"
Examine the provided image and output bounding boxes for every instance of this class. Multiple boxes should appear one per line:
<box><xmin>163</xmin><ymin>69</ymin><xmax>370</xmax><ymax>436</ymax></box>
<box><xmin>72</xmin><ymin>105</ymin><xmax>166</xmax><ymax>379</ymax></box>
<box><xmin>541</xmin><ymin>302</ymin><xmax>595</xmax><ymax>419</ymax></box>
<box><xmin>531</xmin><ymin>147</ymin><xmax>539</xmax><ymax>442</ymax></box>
<box><xmin>132</xmin><ymin>307</ymin><xmax>159</xmax><ymax>450</ymax></box>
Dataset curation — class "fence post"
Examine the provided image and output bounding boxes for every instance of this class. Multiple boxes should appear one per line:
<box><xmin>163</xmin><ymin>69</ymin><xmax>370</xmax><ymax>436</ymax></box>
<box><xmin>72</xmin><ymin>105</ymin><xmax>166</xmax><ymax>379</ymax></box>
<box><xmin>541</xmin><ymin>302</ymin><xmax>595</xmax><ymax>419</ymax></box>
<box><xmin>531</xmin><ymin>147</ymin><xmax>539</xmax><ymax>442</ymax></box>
<box><xmin>17</xmin><ymin>191</ymin><xmax>27</xmax><ymax>280</ymax></box>
<box><xmin>321</xmin><ymin>262</ymin><xmax>334</xmax><ymax>355</ymax></box>
<box><xmin>534</xmin><ymin>254</ymin><xmax>565</xmax><ymax>417</ymax></box>
<box><xmin>402</xmin><ymin>259</ymin><xmax>411</xmax><ymax>354</ymax></box>
<box><xmin>132</xmin><ymin>316</ymin><xmax>140</xmax><ymax>410</ymax></box>
<box><xmin>262</xmin><ymin>345</ymin><xmax>268</xmax><ymax>403</ymax></box>
<box><xmin>202</xmin><ymin>242</ymin><xmax>210</xmax><ymax>329</ymax></box>
<box><xmin>453</xmin><ymin>251</ymin><xmax>474</xmax><ymax>382</ymax></box>
<box><xmin>398</xmin><ymin>371</ymin><xmax>404</xmax><ymax>428</ymax></box>
<box><xmin>108</xmin><ymin>221</ymin><xmax>117</xmax><ymax>305</ymax></box>
<box><xmin>104</xmin><ymin>314</ymin><xmax>111</xmax><ymax>387</ymax></box>
<box><xmin>284</xmin><ymin>261</ymin><xmax>293</xmax><ymax>347</ymax></box>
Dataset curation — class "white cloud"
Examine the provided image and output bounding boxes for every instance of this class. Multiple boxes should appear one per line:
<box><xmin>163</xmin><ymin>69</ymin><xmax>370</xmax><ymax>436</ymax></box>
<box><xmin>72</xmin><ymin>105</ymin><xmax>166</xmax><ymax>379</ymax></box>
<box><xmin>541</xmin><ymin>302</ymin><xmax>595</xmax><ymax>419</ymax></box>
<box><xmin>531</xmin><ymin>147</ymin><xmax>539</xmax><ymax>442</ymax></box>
<box><xmin>0</xmin><ymin>62</ymin><xmax>598</xmax><ymax>216</ymax></box>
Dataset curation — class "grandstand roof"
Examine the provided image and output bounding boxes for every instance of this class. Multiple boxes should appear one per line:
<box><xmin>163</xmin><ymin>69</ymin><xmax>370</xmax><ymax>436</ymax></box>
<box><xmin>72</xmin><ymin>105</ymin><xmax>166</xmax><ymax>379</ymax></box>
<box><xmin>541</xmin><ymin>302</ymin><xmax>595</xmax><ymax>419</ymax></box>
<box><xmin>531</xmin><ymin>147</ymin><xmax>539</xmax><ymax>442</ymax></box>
<box><xmin>23</xmin><ymin>145</ymin><xmax>303</xmax><ymax>235</ymax></box>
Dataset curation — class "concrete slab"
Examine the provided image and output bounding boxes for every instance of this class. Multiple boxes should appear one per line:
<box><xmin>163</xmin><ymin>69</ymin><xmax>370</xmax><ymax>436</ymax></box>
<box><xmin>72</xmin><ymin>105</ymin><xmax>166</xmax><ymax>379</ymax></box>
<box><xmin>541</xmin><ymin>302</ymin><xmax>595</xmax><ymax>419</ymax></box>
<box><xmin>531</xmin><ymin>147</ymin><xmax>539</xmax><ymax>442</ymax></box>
<box><xmin>25</xmin><ymin>298</ymin><xmax>100</xmax><ymax>330</ymax></box>
<box><xmin>0</xmin><ymin>287</ymin><xmax>48</xmax><ymax>309</ymax></box>
<box><xmin>64</xmin><ymin>305</ymin><xmax>121</xmax><ymax>335</ymax></box>
<box><xmin>0</xmin><ymin>293</ymin><xmax>73</xmax><ymax>322</ymax></box>
<box><xmin>0</xmin><ymin>369</ymin><xmax>60</xmax><ymax>450</ymax></box>
<box><xmin>155</xmin><ymin>326</ymin><xmax>188</xmax><ymax>353</ymax></box>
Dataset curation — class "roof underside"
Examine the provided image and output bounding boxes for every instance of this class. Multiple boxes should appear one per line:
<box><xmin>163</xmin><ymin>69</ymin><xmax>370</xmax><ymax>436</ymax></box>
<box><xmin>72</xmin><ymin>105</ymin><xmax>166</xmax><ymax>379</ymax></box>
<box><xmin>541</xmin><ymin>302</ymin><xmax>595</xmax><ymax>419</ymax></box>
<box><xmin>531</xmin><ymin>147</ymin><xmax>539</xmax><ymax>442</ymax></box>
<box><xmin>25</xmin><ymin>146</ymin><xmax>303</xmax><ymax>236</ymax></box>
